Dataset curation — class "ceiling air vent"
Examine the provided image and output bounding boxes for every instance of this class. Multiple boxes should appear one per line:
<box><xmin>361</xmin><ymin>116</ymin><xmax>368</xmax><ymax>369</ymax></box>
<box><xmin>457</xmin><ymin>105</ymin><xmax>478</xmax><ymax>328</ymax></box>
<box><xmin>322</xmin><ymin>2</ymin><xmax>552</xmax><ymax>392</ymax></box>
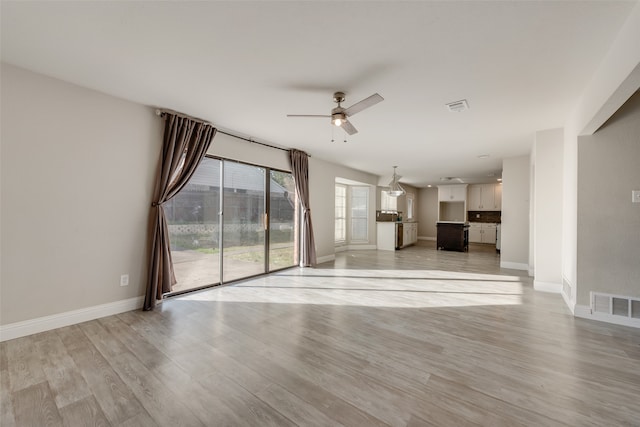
<box><xmin>446</xmin><ymin>99</ymin><xmax>469</xmax><ymax>113</ymax></box>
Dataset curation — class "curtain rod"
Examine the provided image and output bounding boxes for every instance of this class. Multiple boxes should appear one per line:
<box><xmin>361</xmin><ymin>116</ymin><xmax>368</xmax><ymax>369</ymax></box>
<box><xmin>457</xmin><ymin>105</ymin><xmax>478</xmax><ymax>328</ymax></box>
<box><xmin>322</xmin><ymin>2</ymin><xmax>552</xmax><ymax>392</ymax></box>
<box><xmin>155</xmin><ymin>108</ymin><xmax>309</xmax><ymax>157</ymax></box>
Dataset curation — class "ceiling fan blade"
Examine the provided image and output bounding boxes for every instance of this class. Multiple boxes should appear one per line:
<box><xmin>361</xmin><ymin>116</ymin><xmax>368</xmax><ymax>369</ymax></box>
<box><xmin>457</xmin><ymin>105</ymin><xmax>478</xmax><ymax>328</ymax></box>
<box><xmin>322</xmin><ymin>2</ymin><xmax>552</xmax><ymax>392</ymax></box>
<box><xmin>341</xmin><ymin>120</ymin><xmax>358</xmax><ymax>135</ymax></box>
<box><xmin>287</xmin><ymin>114</ymin><xmax>331</xmax><ymax>118</ymax></box>
<box><xmin>344</xmin><ymin>93</ymin><xmax>384</xmax><ymax>117</ymax></box>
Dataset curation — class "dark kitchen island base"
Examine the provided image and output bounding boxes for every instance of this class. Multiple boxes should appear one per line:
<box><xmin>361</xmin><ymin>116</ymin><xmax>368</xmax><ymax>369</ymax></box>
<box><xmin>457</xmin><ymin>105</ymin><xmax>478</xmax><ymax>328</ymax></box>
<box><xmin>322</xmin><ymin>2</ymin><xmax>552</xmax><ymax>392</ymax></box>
<box><xmin>437</xmin><ymin>222</ymin><xmax>469</xmax><ymax>252</ymax></box>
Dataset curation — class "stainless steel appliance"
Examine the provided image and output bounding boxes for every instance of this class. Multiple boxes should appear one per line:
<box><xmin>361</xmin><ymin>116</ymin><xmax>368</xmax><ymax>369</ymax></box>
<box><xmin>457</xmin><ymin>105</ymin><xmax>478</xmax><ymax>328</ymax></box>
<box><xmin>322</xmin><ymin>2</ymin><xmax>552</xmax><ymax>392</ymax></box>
<box><xmin>396</xmin><ymin>222</ymin><xmax>403</xmax><ymax>249</ymax></box>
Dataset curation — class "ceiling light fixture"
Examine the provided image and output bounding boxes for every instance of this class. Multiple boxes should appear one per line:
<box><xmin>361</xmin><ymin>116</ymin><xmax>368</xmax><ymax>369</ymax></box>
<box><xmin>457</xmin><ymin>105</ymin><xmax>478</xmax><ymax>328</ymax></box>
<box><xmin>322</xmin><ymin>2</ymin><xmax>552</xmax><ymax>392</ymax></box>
<box><xmin>478</xmin><ymin>154</ymin><xmax>490</xmax><ymax>159</ymax></box>
<box><xmin>331</xmin><ymin>112</ymin><xmax>346</xmax><ymax>127</ymax></box>
<box><xmin>387</xmin><ymin>166</ymin><xmax>406</xmax><ymax>197</ymax></box>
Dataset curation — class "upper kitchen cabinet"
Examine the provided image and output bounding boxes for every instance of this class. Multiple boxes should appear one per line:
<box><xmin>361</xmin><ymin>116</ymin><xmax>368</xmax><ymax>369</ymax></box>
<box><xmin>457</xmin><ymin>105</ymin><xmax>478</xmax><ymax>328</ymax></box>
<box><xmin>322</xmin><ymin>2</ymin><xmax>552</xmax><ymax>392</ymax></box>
<box><xmin>438</xmin><ymin>184</ymin><xmax>467</xmax><ymax>202</ymax></box>
<box><xmin>467</xmin><ymin>184</ymin><xmax>502</xmax><ymax>211</ymax></box>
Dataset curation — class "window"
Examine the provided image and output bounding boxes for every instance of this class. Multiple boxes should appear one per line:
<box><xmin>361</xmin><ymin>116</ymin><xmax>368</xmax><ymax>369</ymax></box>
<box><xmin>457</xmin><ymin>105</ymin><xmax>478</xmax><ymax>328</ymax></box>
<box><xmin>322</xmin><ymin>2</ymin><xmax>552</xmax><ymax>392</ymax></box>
<box><xmin>335</xmin><ymin>184</ymin><xmax>346</xmax><ymax>242</ymax></box>
<box><xmin>406</xmin><ymin>193</ymin><xmax>414</xmax><ymax>220</ymax></box>
<box><xmin>380</xmin><ymin>190</ymin><xmax>397</xmax><ymax>211</ymax></box>
<box><xmin>350</xmin><ymin>186</ymin><xmax>369</xmax><ymax>242</ymax></box>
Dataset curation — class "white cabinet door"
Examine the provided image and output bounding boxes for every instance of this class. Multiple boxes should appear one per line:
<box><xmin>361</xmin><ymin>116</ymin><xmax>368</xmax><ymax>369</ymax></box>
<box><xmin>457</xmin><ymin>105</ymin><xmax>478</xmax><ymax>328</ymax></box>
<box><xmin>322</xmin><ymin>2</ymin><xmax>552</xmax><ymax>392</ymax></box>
<box><xmin>483</xmin><ymin>224</ymin><xmax>497</xmax><ymax>244</ymax></box>
<box><xmin>469</xmin><ymin>223</ymin><xmax>482</xmax><ymax>243</ymax></box>
<box><xmin>468</xmin><ymin>185</ymin><xmax>482</xmax><ymax>210</ymax></box>
<box><xmin>439</xmin><ymin>185</ymin><xmax>467</xmax><ymax>202</ymax></box>
<box><xmin>480</xmin><ymin>184</ymin><xmax>495</xmax><ymax>210</ymax></box>
<box><xmin>494</xmin><ymin>184</ymin><xmax>502</xmax><ymax>210</ymax></box>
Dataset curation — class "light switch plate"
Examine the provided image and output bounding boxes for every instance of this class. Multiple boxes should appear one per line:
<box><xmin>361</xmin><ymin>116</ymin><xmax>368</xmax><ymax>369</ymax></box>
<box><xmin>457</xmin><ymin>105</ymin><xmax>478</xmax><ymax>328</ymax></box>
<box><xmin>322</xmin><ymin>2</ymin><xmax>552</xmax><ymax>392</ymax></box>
<box><xmin>633</xmin><ymin>190</ymin><xmax>640</xmax><ymax>203</ymax></box>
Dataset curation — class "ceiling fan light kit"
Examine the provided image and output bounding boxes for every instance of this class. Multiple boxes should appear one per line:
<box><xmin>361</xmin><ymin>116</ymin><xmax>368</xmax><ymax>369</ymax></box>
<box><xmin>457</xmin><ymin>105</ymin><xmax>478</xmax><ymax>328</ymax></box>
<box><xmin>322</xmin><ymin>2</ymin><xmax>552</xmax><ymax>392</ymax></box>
<box><xmin>287</xmin><ymin>91</ymin><xmax>384</xmax><ymax>137</ymax></box>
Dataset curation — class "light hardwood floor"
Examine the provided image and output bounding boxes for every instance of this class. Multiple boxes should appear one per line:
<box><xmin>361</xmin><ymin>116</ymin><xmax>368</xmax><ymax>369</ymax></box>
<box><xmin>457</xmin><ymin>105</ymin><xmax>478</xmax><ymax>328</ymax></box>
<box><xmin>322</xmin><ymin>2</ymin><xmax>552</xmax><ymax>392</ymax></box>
<box><xmin>2</xmin><ymin>242</ymin><xmax>639</xmax><ymax>426</ymax></box>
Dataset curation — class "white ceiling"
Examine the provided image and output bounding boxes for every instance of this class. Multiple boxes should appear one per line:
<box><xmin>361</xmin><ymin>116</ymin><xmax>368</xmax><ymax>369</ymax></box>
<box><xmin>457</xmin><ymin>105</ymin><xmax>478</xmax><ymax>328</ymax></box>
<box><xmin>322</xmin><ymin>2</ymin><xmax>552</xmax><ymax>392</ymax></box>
<box><xmin>1</xmin><ymin>1</ymin><xmax>636</xmax><ymax>187</ymax></box>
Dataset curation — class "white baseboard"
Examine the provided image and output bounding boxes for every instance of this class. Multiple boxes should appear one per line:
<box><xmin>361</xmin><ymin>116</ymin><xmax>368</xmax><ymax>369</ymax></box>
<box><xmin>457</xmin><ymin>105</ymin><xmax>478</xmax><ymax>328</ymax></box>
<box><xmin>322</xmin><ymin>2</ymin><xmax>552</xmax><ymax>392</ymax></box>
<box><xmin>500</xmin><ymin>261</ymin><xmax>529</xmax><ymax>271</ymax></box>
<box><xmin>316</xmin><ymin>254</ymin><xmax>336</xmax><ymax>264</ymax></box>
<box><xmin>574</xmin><ymin>305</ymin><xmax>640</xmax><ymax>328</ymax></box>
<box><xmin>0</xmin><ymin>296</ymin><xmax>144</xmax><ymax>342</ymax></box>
<box><xmin>533</xmin><ymin>280</ymin><xmax>562</xmax><ymax>293</ymax></box>
<box><xmin>418</xmin><ymin>236</ymin><xmax>436</xmax><ymax>241</ymax></box>
<box><xmin>528</xmin><ymin>267</ymin><xmax>534</xmax><ymax>277</ymax></box>
<box><xmin>347</xmin><ymin>244</ymin><xmax>376</xmax><ymax>250</ymax></box>
<box><xmin>561</xmin><ymin>289</ymin><xmax>576</xmax><ymax>314</ymax></box>
<box><xmin>335</xmin><ymin>244</ymin><xmax>376</xmax><ymax>253</ymax></box>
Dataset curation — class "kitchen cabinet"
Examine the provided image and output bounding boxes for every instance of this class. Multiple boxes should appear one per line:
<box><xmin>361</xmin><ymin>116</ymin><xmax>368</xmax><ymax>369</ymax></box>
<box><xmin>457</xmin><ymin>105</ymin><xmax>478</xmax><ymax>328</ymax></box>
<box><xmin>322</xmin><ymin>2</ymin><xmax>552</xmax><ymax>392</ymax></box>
<box><xmin>468</xmin><ymin>222</ymin><xmax>497</xmax><ymax>244</ymax></box>
<box><xmin>438</xmin><ymin>185</ymin><xmax>467</xmax><ymax>202</ymax></box>
<box><xmin>467</xmin><ymin>184</ymin><xmax>502</xmax><ymax>211</ymax></box>
<box><xmin>402</xmin><ymin>222</ymin><xmax>418</xmax><ymax>247</ymax></box>
<box><xmin>494</xmin><ymin>184</ymin><xmax>502</xmax><ymax>210</ymax></box>
<box><xmin>377</xmin><ymin>222</ymin><xmax>396</xmax><ymax>251</ymax></box>
<box><xmin>437</xmin><ymin>222</ymin><xmax>469</xmax><ymax>252</ymax></box>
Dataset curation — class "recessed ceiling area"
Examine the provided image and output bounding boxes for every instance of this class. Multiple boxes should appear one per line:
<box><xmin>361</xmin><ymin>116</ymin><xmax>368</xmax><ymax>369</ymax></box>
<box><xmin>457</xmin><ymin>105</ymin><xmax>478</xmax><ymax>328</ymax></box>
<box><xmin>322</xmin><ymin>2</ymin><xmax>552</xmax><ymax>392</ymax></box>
<box><xmin>1</xmin><ymin>1</ymin><xmax>636</xmax><ymax>186</ymax></box>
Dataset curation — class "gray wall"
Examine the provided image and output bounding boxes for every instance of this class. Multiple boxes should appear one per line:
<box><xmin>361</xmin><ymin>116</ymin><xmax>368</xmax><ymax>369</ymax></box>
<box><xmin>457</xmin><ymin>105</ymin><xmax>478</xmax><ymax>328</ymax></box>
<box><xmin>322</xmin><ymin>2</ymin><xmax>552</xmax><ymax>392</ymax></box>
<box><xmin>1</xmin><ymin>64</ymin><xmax>161</xmax><ymax>325</ymax></box>
<box><xmin>533</xmin><ymin>128</ymin><xmax>564</xmax><ymax>288</ymax></box>
<box><xmin>577</xmin><ymin>90</ymin><xmax>640</xmax><ymax>305</ymax></box>
<box><xmin>417</xmin><ymin>187</ymin><xmax>438</xmax><ymax>239</ymax></box>
<box><xmin>500</xmin><ymin>155</ymin><xmax>530</xmax><ymax>269</ymax></box>
<box><xmin>0</xmin><ymin>64</ymin><xmax>381</xmax><ymax>326</ymax></box>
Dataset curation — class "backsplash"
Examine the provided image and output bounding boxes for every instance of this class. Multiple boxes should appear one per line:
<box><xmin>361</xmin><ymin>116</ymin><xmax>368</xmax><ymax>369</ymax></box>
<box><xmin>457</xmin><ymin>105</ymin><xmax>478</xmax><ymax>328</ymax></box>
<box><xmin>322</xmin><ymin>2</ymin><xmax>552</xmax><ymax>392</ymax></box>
<box><xmin>468</xmin><ymin>211</ymin><xmax>502</xmax><ymax>223</ymax></box>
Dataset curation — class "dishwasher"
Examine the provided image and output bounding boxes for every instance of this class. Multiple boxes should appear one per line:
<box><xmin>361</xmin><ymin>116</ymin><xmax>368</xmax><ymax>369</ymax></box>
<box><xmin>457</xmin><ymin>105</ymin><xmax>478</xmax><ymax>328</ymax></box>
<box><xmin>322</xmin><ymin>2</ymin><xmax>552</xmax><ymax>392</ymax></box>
<box><xmin>396</xmin><ymin>222</ymin><xmax>403</xmax><ymax>249</ymax></box>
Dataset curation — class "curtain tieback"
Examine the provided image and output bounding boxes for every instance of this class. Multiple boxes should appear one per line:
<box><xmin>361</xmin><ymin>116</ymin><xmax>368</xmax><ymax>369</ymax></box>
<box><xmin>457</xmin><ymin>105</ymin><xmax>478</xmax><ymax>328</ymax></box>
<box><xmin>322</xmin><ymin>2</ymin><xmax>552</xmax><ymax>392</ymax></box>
<box><xmin>151</xmin><ymin>202</ymin><xmax>163</xmax><ymax>207</ymax></box>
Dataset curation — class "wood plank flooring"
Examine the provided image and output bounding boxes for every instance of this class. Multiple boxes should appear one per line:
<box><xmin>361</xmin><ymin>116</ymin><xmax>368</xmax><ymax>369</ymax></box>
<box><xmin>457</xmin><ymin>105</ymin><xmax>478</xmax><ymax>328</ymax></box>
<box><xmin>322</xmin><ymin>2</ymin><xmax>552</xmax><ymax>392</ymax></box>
<box><xmin>2</xmin><ymin>242</ymin><xmax>639</xmax><ymax>426</ymax></box>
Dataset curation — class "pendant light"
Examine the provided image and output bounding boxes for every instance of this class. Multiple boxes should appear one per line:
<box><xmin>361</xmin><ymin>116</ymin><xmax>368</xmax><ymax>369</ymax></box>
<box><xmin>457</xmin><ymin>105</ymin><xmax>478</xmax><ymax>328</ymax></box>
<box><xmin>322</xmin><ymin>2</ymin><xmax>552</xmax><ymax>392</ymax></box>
<box><xmin>387</xmin><ymin>166</ymin><xmax>405</xmax><ymax>197</ymax></box>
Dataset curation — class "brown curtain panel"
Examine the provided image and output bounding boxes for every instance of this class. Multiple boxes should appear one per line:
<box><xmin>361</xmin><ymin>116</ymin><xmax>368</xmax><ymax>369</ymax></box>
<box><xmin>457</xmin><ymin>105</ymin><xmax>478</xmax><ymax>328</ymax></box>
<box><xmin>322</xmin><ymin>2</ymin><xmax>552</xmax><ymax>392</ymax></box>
<box><xmin>144</xmin><ymin>113</ymin><xmax>216</xmax><ymax>310</ymax></box>
<box><xmin>289</xmin><ymin>149</ymin><xmax>317</xmax><ymax>267</ymax></box>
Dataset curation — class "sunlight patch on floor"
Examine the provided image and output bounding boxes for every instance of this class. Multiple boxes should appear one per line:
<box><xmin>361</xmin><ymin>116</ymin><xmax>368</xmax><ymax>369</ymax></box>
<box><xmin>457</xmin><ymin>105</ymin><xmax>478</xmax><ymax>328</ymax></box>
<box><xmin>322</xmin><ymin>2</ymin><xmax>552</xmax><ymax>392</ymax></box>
<box><xmin>179</xmin><ymin>268</ymin><xmax>524</xmax><ymax>308</ymax></box>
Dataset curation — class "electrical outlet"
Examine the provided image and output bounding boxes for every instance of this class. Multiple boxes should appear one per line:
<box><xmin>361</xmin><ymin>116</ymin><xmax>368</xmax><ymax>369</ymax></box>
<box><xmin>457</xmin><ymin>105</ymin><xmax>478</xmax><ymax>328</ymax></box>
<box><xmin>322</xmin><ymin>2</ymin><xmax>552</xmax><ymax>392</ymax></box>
<box><xmin>120</xmin><ymin>274</ymin><xmax>129</xmax><ymax>287</ymax></box>
<box><xmin>633</xmin><ymin>190</ymin><xmax>640</xmax><ymax>204</ymax></box>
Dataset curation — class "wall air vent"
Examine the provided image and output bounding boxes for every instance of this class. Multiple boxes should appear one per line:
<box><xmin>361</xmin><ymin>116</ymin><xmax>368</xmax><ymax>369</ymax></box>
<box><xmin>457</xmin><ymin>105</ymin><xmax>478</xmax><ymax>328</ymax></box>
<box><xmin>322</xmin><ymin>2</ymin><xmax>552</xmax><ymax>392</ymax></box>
<box><xmin>591</xmin><ymin>292</ymin><xmax>640</xmax><ymax>327</ymax></box>
<box><xmin>446</xmin><ymin>99</ymin><xmax>469</xmax><ymax>113</ymax></box>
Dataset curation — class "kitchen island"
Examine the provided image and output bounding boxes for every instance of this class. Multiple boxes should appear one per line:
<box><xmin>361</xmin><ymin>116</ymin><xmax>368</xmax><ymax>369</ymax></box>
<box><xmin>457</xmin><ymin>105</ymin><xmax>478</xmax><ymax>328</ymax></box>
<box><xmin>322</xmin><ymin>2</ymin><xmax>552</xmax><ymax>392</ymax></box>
<box><xmin>436</xmin><ymin>221</ymin><xmax>469</xmax><ymax>252</ymax></box>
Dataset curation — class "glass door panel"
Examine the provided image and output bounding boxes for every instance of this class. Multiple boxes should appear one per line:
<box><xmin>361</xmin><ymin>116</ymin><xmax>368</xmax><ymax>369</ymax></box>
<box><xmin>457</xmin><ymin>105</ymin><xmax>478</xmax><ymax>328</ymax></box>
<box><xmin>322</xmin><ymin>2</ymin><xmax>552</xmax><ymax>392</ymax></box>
<box><xmin>167</xmin><ymin>157</ymin><xmax>221</xmax><ymax>293</ymax></box>
<box><xmin>269</xmin><ymin>170</ymin><xmax>298</xmax><ymax>271</ymax></box>
<box><xmin>222</xmin><ymin>161</ymin><xmax>266</xmax><ymax>282</ymax></box>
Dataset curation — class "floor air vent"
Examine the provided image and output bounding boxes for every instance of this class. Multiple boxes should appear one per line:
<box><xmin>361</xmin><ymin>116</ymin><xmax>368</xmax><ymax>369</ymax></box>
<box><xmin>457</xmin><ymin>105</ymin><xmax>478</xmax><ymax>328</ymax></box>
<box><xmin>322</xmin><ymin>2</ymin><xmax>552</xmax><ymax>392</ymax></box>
<box><xmin>591</xmin><ymin>292</ymin><xmax>640</xmax><ymax>325</ymax></box>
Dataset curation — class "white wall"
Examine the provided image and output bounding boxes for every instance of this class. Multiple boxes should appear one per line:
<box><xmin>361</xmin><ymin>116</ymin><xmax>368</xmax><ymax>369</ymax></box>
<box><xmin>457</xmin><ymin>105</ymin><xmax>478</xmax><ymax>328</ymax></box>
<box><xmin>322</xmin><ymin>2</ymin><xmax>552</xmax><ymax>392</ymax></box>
<box><xmin>417</xmin><ymin>187</ymin><xmax>438</xmax><ymax>239</ymax></box>
<box><xmin>532</xmin><ymin>128</ymin><xmax>564</xmax><ymax>292</ymax></box>
<box><xmin>309</xmin><ymin>157</ymin><xmax>378</xmax><ymax>263</ymax></box>
<box><xmin>500</xmin><ymin>156</ymin><xmax>530</xmax><ymax>271</ymax></box>
<box><xmin>577</xmin><ymin>91</ymin><xmax>640</xmax><ymax>305</ymax></box>
<box><xmin>1</xmin><ymin>64</ymin><xmax>161</xmax><ymax>325</ymax></box>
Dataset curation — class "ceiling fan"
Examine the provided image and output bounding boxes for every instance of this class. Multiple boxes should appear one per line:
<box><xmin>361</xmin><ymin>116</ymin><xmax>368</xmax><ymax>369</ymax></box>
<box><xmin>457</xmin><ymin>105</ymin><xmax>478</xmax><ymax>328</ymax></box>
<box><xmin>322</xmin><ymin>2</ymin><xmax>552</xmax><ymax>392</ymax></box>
<box><xmin>287</xmin><ymin>91</ymin><xmax>384</xmax><ymax>135</ymax></box>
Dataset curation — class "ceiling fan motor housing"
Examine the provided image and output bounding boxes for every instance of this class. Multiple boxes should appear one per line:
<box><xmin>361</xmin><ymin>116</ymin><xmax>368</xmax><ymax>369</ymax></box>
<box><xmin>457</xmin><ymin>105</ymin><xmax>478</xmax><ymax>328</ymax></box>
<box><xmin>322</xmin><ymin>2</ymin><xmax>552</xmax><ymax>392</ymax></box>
<box><xmin>333</xmin><ymin>91</ymin><xmax>346</xmax><ymax>104</ymax></box>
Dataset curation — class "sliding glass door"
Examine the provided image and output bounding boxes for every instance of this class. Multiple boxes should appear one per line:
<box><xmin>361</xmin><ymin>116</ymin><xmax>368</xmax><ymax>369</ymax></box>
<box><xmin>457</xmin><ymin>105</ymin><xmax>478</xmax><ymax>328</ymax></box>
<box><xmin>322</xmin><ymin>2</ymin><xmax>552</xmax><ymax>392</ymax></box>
<box><xmin>166</xmin><ymin>157</ymin><xmax>298</xmax><ymax>294</ymax></box>
<box><xmin>222</xmin><ymin>162</ymin><xmax>266</xmax><ymax>282</ymax></box>
<box><xmin>268</xmin><ymin>170</ymin><xmax>298</xmax><ymax>271</ymax></box>
<box><xmin>166</xmin><ymin>157</ymin><xmax>221</xmax><ymax>294</ymax></box>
